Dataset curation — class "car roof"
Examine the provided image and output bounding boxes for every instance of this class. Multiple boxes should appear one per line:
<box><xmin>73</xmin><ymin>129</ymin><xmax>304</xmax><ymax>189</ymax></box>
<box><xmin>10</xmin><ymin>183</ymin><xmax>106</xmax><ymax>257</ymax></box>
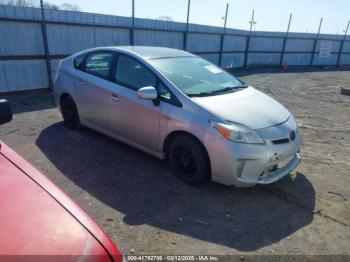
<box><xmin>86</xmin><ymin>46</ymin><xmax>195</xmax><ymax>60</ymax></box>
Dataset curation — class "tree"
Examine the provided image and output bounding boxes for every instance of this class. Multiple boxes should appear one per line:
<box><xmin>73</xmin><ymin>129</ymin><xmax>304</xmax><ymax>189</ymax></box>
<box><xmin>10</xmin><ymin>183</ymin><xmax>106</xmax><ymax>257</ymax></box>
<box><xmin>0</xmin><ymin>0</ymin><xmax>36</xmax><ymax>7</ymax></box>
<box><xmin>60</xmin><ymin>3</ymin><xmax>80</xmax><ymax>11</ymax></box>
<box><xmin>0</xmin><ymin>0</ymin><xmax>80</xmax><ymax>11</ymax></box>
<box><xmin>43</xmin><ymin>2</ymin><xmax>59</xmax><ymax>10</ymax></box>
<box><xmin>157</xmin><ymin>16</ymin><xmax>174</xmax><ymax>22</ymax></box>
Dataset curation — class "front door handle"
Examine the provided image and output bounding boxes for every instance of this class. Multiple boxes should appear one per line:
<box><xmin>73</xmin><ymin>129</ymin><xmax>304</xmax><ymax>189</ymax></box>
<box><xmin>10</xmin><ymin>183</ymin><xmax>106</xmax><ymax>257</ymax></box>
<box><xmin>111</xmin><ymin>93</ymin><xmax>119</xmax><ymax>102</ymax></box>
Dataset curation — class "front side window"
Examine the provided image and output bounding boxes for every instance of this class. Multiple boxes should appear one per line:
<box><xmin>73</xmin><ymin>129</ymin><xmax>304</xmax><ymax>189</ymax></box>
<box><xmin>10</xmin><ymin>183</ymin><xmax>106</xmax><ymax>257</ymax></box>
<box><xmin>84</xmin><ymin>52</ymin><xmax>114</xmax><ymax>79</ymax></box>
<box><xmin>149</xmin><ymin>56</ymin><xmax>245</xmax><ymax>97</ymax></box>
<box><xmin>74</xmin><ymin>54</ymin><xmax>85</xmax><ymax>69</ymax></box>
<box><xmin>158</xmin><ymin>81</ymin><xmax>171</xmax><ymax>100</ymax></box>
<box><xmin>115</xmin><ymin>55</ymin><xmax>157</xmax><ymax>91</ymax></box>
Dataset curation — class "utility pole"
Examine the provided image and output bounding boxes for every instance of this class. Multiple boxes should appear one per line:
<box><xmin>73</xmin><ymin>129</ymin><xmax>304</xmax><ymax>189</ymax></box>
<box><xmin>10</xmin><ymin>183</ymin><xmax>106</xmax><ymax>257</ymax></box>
<box><xmin>249</xmin><ymin>9</ymin><xmax>256</xmax><ymax>32</ymax></box>
<box><xmin>244</xmin><ymin>9</ymin><xmax>256</xmax><ymax>67</ymax></box>
<box><xmin>286</xmin><ymin>13</ymin><xmax>292</xmax><ymax>34</ymax></box>
<box><xmin>310</xmin><ymin>17</ymin><xmax>323</xmax><ymax>66</ymax></box>
<box><xmin>183</xmin><ymin>0</ymin><xmax>191</xmax><ymax>50</ymax></box>
<box><xmin>337</xmin><ymin>20</ymin><xmax>350</xmax><ymax>66</ymax></box>
<box><xmin>40</xmin><ymin>0</ymin><xmax>53</xmax><ymax>91</ymax></box>
<box><xmin>219</xmin><ymin>3</ymin><xmax>229</xmax><ymax>67</ymax></box>
<box><xmin>317</xmin><ymin>18</ymin><xmax>323</xmax><ymax>35</ymax></box>
<box><xmin>131</xmin><ymin>0</ymin><xmax>135</xmax><ymax>45</ymax></box>
<box><xmin>223</xmin><ymin>3</ymin><xmax>229</xmax><ymax>32</ymax></box>
<box><xmin>280</xmin><ymin>13</ymin><xmax>293</xmax><ymax>66</ymax></box>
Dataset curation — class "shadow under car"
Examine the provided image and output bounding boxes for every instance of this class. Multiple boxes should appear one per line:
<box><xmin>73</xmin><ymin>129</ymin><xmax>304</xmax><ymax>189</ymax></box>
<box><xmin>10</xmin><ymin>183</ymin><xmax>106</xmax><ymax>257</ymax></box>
<box><xmin>36</xmin><ymin>122</ymin><xmax>315</xmax><ymax>251</ymax></box>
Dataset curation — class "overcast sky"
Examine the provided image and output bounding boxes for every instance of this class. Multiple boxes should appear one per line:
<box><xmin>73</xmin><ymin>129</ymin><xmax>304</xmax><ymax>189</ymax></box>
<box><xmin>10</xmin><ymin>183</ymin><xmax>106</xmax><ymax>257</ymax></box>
<box><xmin>45</xmin><ymin>0</ymin><xmax>349</xmax><ymax>34</ymax></box>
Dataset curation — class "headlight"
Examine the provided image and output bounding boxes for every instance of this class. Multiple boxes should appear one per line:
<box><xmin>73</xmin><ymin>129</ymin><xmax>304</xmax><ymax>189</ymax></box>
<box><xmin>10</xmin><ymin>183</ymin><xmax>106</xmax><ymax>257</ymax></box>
<box><xmin>210</xmin><ymin>120</ymin><xmax>265</xmax><ymax>144</ymax></box>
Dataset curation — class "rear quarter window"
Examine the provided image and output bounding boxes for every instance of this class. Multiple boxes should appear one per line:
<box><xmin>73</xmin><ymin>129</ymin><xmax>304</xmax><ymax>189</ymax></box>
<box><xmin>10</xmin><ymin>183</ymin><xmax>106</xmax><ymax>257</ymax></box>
<box><xmin>84</xmin><ymin>52</ymin><xmax>114</xmax><ymax>79</ymax></box>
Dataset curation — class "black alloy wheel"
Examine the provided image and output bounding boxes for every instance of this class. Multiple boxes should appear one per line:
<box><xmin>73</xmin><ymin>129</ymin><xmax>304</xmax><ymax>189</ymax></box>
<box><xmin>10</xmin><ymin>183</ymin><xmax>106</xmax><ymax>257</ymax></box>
<box><xmin>168</xmin><ymin>134</ymin><xmax>210</xmax><ymax>185</ymax></box>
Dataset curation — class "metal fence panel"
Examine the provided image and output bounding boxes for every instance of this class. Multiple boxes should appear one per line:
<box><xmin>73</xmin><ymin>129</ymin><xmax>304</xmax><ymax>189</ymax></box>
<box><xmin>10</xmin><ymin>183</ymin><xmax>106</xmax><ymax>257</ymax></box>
<box><xmin>187</xmin><ymin>33</ymin><xmax>221</xmax><ymax>52</ymax></box>
<box><xmin>0</xmin><ymin>20</ymin><xmax>44</xmax><ymax>55</ymax></box>
<box><xmin>342</xmin><ymin>41</ymin><xmax>350</xmax><ymax>52</ymax></box>
<box><xmin>222</xmin><ymin>53</ymin><xmax>245</xmax><ymax>68</ymax></box>
<box><xmin>282</xmin><ymin>54</ymin><xmax>313</xmax><ymax>66</ymax></box>
<box><xmin>247</xmin><ymin>53</ymin><xmax>281</xmax><ymax>66</ymax></box>
<box><xmin>223</xmin><ymin>35</ymin><xmax>246</xmax><ymax>52</ymax></box>
<box><xmin>315</xmin><ymin>40</ymin><xmax>341</xmax><ymax>52</ymax></box>
<box><xmin>197</xmin><ymin>53</ymin><xmax>220</xmax><ymax>65</ymax></box>
<box><xmin>134</xmin><ymin>30</ymin><xmax>183</xmax><ymax>48</ymax></box>
<box><xmin>313</xmin><ymin>54</ymin><xmax>339</xmax><ymax>66</ymax></box>
<box><xmin>0</xmin><ymin>60</ymin><xmax>47</xmax><ymax>92</ymax></box>
<box><xmin>284</xmin><ymin>39</ymin><xmax>314</xmax><ymax>52</ymax></box>
<box><xmin>339</xmin><ymin>54</ymin><xmax>350</xmax><ymax>65</ymax></box>
<box><xmin>0</xmin><ymin>3</ymin><xmax>349</xmax><ymax>94</ymax></box>
<box><xmin>249</xmin><ymin>37</ymin><xmax>284</xmax><ymax>52</ymax></box>
<box><xmin>47</xmin><ymin>24</ymin><xmax>130</xmax><ymax>54</ymax></box>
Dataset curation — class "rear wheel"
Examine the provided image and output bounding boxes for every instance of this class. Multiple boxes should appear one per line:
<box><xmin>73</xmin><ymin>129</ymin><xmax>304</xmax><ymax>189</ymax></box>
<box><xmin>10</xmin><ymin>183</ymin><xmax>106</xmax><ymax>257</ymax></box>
<box><xmin>61</xmin><ymin>96</ymin><xmax>81</xmax><ymax>130</ymax></box>
<box><xmin>168</xmin><ymin>134</ymin><xmax>210</xmax><ymax>185</ymax></box>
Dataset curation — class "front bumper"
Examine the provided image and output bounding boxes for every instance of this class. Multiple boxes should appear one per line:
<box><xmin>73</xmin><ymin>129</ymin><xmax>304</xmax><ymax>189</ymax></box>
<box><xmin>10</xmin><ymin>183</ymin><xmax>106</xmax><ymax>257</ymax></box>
<box><xmin>257</xmin><ymin>153</ymin><xmax>301</xmax><ymax>184</ymax></box>
<box><xmin>205</xmin><ymin>118</ymin><xmax>302</xmax><ymax>187</ymax></box>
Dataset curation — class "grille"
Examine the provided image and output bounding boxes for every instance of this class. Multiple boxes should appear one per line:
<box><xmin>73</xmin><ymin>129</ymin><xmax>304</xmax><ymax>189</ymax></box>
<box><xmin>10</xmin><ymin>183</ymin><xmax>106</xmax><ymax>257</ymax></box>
<box><xmin>271</xmin><ymin>138</ymin><xmax>290</xmax><ymax>145</ymax></box>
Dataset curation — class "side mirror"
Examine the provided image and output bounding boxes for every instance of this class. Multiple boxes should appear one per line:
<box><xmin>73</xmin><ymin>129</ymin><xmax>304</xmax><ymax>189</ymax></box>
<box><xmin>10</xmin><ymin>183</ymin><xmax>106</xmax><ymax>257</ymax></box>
<box><xmin>137</xmin><ymin>86</ymin><xmax>158</xmax><ymax>100</ymax></box>
<box><xmin>0</xmin><ymin>99</ymin><xmax>12</xmax><ymax>125</ymax></box>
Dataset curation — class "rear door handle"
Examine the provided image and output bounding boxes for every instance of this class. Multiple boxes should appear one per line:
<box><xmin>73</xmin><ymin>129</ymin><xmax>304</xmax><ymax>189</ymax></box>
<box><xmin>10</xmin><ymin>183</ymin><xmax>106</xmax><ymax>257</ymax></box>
<box><xmin>111</xmin><ymin>93</ymin><xmax>119</xmax><ymax>102</ymax></box>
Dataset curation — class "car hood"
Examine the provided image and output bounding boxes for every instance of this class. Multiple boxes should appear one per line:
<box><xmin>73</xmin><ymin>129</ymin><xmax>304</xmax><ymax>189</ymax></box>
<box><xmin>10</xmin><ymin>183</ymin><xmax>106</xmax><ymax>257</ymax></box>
<box><xmin>192</xmin><ymin>86</ymin><xmax>291</xmax><ymax>129</ymax></box>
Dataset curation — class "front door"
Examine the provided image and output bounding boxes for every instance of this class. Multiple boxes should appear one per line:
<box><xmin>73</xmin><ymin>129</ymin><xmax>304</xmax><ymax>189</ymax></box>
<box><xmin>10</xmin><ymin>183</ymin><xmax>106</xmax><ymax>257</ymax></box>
<box><xmin>108</xmin><ymin>54</ymin><xmax>161</xmax><ymax>151</ymax></box>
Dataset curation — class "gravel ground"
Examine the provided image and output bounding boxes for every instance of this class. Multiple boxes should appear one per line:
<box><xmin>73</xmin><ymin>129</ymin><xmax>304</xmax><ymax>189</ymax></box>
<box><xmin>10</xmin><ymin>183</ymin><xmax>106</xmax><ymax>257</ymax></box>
<box><xmin>0</xmin><ymin>68</ymin><xmax>349</xmax><ymax>256</ymax></box>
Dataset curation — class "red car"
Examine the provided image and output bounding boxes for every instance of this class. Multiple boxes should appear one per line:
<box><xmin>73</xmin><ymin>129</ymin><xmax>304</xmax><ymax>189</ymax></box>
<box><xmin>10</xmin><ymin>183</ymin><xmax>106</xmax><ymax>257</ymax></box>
<box><xmin>0</xmin><ymin>99</ymin><xmax>122</xmax><ymax>261</ymax></box>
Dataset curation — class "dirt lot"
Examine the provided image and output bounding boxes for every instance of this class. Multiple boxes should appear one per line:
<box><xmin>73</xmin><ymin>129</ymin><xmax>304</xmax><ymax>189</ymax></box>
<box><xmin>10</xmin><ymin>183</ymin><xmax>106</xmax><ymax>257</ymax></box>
<box><xmin>1</xmin><ymin>68</ymin><xmax>349</xmax><ymax>256</ymax></box>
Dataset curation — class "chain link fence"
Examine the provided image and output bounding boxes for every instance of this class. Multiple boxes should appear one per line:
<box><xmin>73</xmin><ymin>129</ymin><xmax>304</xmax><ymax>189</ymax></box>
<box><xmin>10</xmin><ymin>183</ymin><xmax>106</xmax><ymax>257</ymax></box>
<box><xmin>2</xmin><ymin>0</ymin><xmax>349</xmax><ymax>34</ymax></box>
<box><xmin>0</xmin><ymin>0</ymin><xmax>349</xmax><ymax>93</ymax></box>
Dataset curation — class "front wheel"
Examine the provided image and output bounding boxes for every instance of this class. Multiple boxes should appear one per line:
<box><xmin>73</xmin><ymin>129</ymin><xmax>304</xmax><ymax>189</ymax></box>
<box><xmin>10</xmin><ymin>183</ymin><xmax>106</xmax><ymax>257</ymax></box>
<box><xmin>168</xmin><ymin>134</ymin><xmax>211</xmax><ymax>185</ymax></box>
<box><xmin>61</xmin><ymin>96</ymin><xmax>81</xmax><ymax>130</ymax></box>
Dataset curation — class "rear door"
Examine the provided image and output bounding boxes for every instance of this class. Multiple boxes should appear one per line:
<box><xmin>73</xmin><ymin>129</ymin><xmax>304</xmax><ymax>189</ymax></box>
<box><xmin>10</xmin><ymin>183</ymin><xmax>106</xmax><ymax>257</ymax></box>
<box><xmin>74</xmin><ymin>51</ymin><xmax>115</xmax><ymax>128</ymax></box>
<box><xmin>107</xmin><ymin>54</ymin><xmax>161</xmax><ymax>151</ymax></box>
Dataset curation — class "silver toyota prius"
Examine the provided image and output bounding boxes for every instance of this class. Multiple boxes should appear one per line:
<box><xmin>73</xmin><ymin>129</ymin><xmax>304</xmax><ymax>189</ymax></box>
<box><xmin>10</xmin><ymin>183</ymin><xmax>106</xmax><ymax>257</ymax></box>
<box><xmin>54</xmin><ymin>46</ymin><xmax>302</xmax><ymax>187</ymax></box>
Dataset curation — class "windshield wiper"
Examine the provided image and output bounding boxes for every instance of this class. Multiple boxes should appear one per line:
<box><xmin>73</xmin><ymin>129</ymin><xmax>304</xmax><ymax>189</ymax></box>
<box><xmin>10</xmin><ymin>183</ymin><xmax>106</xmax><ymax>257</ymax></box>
<box><xmin>210</xmin><ymin>86</ymin><xmax>240</xmax><ymax>95</ymax></box>
<box><xmin>187</xmin><ymin>85</ymin><xmax>247</xmax><ymax>97</ymax></box>
<box><xmin>187</xmin><ymin>92</ymin><xmax>212</xmax><ymax>97</ymax></box>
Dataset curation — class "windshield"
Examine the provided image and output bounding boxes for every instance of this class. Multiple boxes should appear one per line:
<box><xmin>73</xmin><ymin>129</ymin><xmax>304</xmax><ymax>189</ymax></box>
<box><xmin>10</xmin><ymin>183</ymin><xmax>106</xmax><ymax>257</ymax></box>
<box><xmin>149</xmin><ymin>56</ymin><xmax>246</xmax><ymax>97</ymax></box>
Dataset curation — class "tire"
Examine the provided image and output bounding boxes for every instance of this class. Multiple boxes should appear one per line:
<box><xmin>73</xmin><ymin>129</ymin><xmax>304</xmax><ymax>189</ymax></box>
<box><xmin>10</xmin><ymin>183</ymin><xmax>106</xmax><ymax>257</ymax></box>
<box><xmin>168</xmin><ymin>134</ymin><xmax>210</xmax><ymax>185</ymax></box>
<box><xmin>341</xmin><ymin>88</ymin><xmax>350</xmax><ymax>96</ymax></box>
<box><xmin>61</xmin><ymin>96</ymin><xmax>81</xmax><ymax>130</ymax></box>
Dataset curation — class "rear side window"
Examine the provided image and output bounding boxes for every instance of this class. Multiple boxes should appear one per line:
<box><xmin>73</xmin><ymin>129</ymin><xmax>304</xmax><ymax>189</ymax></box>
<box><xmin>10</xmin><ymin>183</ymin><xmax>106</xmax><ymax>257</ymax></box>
<box><xmin>115</xmin><ymin>55</ymin><xmax>157</xmax><ymax>91</ymax></box>
<box><xmin>74</xmin><ymin>54</ymin><xmax>85</xmax><ymax>69</ymax></box>
<box><xmin>84</xmin><ymin>52</ymin><xmax>114</xmax><ymax>79</ymax></box>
